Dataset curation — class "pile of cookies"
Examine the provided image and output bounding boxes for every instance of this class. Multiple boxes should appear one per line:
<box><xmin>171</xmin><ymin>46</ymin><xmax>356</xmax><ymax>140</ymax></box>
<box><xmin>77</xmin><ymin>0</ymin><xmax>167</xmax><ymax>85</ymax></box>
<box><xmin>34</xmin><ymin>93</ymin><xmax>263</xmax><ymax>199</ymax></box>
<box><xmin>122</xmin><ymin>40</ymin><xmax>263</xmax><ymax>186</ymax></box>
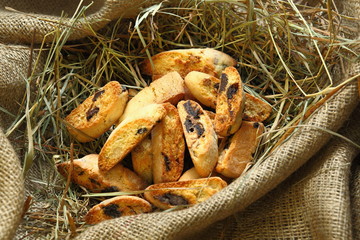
<box><xmin>57</xmin><ymin>48</ymin><xmax>272</xmax><ymax>224</ymax></box>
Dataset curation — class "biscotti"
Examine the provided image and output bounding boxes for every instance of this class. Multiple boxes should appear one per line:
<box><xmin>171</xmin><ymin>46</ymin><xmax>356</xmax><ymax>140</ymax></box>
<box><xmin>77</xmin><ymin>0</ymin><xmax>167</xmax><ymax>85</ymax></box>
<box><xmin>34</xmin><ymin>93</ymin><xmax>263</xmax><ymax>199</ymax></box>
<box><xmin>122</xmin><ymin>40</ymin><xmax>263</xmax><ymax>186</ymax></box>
<box><xmin>178</xmin><ymin>167</ymin><xmax>201</xmax><ymax>181</ymax></box>
<box><xmin>152</xmin><ymin>103</ymin><xmax>185</xmax><ymax>183</ymax></box>
<box><xmin>144</xmin><ymin>177</ymin><xmax>227</xmax><ymax>209</ymax></box>
<box><xmin>99</xmin><ymin>103</ymin><xmax>166</xmax><ymax>172</ymax></box>
<box><xmin>216</xmin><ymin>121</ymin><xmax>265</xmax><ymax>178</ymax></box>
<box><xmin>177</xmin><ymin>100</ymin><xmax>218</xmax><ymax>177</ymax></box>
<box><xmin>131</xmin><ymin>135</ymin><xmax>153</xmax><ymax>184</ymax></box>
<box><xmin>118</xmin><ymin>71</ymin><xmax>185</xmax><ymax>124</ymax></box>
<box><xmin>184</xmin><ymin>71</ymin><xmax>272</xmax><ymax>122</ymax></box>
<box><xmin>243</xmin><ymin>94</ymin><xmax>272</xmax><ymax>122</ymax></box>
<box><xmin>184</xmin><ymin>71</ymin><xmax>220</xmax><ymax>109</ymax></box>
<box><xmin>84</xmin><ymin>196</ymin><xmax>152</xmax><ymax>224</ymax></box>
<box><xmin>56</xmin><ymin>154</ymin><xmax>148</xmax><ymax>192</ymax></box>
<box><xmin>65</xmin><ymin>81</ymin><xmax>128</xmax><ymax>142</ymax></box>
<box><xmin>141</xmin><ymin>48</ymin><xmax>237</xmax><ymax>80</ymax></box>
<box><xmin>214</xmin><ymin>67</ymin><xmax>245</xmax><ymax>137</ymax></box>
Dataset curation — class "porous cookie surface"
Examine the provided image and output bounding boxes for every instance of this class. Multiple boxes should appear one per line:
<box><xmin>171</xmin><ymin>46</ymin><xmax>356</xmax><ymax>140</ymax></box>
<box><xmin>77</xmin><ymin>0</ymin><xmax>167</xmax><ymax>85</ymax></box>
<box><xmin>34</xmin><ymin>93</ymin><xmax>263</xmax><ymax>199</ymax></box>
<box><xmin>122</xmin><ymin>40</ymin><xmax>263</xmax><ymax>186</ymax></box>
<box><xmin>184</xmin><ymin>71</ymin><xmax>220</xmax><ymax>109</ymax></box>
<box><xmin>56</xmin><ymin>154</ymin><xmax>147</xmax><ymax>193</ymax></box>
<box><xmin>152</xmin><ymin>103</ymin><xmax>185</xmax><ymax>183</ymax></box>
<box><xmin>216</xmin><ymin>121</ymin><xmax>264</xmax><ymax>178</ymax></box>
<box><xmin>177</xmin><ymin>100</ymin><xmax>218</xmax><ymax>177</ymax></box>
<box><xmin>131</xmin><ymin>136</ymin><xmax>153</xmax><ymax>184</ymax></box>
<box><xmin>144</xmin><ymin>177</ymin><xmax>227</xmax><ymax>209</ymax></box>
<box><xmin>65</xmin><ymin>81</ymin><xmax>128</xmax><ymax>142</ymax></box>
<box><xmin>99</xmin><ymin>104</ymin><xmax>166</xmax><ymax>171</ymax></box>
<box><xmin>243</xmin><ymin>93</ymin><xmax>272</xmax><ymax>122</ymax></box>
<box><xmin>118</xmin><ymin>71</ymin><xmax>185</xmax><ymax>123</ymax></box>
<box><xmin>141</xmin><ymin>48</ymin><xmax>237</xmax><ymax>80</ymax></box>
<box><xmin>84</xmin><ymin>196</ymin><xmax>152</xmax><ymax>224</ymax></box>
<box><xmin>178</xmin><ymin>167</ymin><xmax>201</xmax><ymax>181</ymax></box>
<box><xmin>214</xmin><ymin>67</ymin><xmax>245</xmax><ymax>137</ymax></box>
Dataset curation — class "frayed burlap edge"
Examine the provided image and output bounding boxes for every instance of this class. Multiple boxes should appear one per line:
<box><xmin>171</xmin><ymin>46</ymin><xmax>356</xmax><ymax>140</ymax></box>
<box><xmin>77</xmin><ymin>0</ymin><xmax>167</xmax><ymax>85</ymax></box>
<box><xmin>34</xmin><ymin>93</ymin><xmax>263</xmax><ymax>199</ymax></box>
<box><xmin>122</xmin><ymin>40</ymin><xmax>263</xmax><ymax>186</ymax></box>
<box><xmin>0</xmin><ymin>0</ymin><xmax>159</xmax><ymax>44</ymax></box>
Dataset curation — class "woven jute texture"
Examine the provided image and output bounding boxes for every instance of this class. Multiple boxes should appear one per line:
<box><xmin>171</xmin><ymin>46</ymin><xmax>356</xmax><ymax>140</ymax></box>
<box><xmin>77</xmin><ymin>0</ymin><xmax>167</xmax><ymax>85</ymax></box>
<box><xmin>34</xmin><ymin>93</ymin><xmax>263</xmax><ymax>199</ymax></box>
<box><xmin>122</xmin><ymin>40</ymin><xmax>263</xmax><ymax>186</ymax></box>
<box><xmin>351</xmin><ymin>155</ymin><xmax>360</xmax><ymax>240</ymax></box>
<box><xmin>0</xmin><ymin>0</ymin><xmax>156</xmax><ymax>44</ymax></box>
<box><xmin>0</xmin><ymin>127</ymin><xmax>24</xmax><ymax>240</ymax></box>
<box><xmin>0</xmin><ymin>0</ymin><xmax>359</xmax><ymax>240</ymax></box>
<box><xmin>0</xmin><ymin>1</ymin><xmax>158</xmax><ymax>239</ymax></box>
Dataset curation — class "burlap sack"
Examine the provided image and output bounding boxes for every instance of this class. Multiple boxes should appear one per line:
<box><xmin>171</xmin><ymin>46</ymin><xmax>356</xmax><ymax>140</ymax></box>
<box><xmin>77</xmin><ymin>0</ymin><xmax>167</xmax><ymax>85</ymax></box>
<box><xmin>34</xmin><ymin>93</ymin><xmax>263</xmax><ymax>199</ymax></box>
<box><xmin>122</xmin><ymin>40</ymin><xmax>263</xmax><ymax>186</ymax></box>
<box><xmin>0</xmin><ymin>0</ymin><xmax>358</xmax><ymax>239</ymax></box>
<box><xmin>0</xmin><ymin>1</ymin><xmax>158</xmax><ymax>239</ymax></box>
<box><xmin>0</xmin><ymin>0</ymin><xmax>157</xmax><ymax>44</ymax></box>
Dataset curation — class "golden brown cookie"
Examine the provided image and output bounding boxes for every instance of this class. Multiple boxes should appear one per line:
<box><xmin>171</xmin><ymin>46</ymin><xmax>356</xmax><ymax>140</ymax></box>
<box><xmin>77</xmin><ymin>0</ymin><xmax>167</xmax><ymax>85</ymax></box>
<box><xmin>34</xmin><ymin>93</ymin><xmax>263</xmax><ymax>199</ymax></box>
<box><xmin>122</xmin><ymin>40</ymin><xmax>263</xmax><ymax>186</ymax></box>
<box><xmin>65</xmin><ymin>81</ymin><xmax>128</xmax><ymax>142</ymax></box>
<box><xmin>152</xmin><ymin>103</ymin><xmax>185</xmax><ymax>183</ymax></box>
<box><xmin>243</xmin><ymin>94</ymin><xmax>272</xmax><ymax>122</ymax></box>
<box><xmin>99</xmin><ymin>103</ymin><xmax>166</xmax><ymax>172</ymax></box>
<box><xmin>184</xmin><ymin>70</ymin><xmax>271</xmax><ymax>122</ymax></box>
<box><xmin>216</xmin><ymin>121</ymin><xmax>265</xmax><ymax>178</ymax></box>
<box><xmin>118</xmin><ymin>71</ymin><xmax>185</xmax><ymax>124</ymax></box>
<box><xmin>84</xmin><ymin>196</ymin><xmax>152</xmax><ymax>224</ymax></box>
<box><xmin>178</xmin><ymin>167</ymin><xmax>201</xmax><ymax>181</ymax></box>
<box><xmin>184</xmin><ymin>71</ymin><xmax>220</xmax><ymax>109</ymax></box>
<box><xmin>177</xmin><ymin>100</ymin><xmax>218</xmax><ymax>177</ymax></box>
<box><xmin>144</xmin><ymin>177</ymin><xmax>227</xmax><ymax>209</ymax></box>
<box><xmin>141</xmin><ymin>48</ymin><xmax>237</xmax><ymax>80</ymax></box>
<box><xmin>56</xmin><ymin>154</ymin><xmax>148</xmax><ymax>192</ymax></box>
<box><xmin>131</xmin><ymin>135</ymin><xmax>153</xmax><ymax>184</ymax></box>
<box><xmin>214</xmin><ymin>67</ymin><xmax>245</xmax><ymax>137</ymax></box>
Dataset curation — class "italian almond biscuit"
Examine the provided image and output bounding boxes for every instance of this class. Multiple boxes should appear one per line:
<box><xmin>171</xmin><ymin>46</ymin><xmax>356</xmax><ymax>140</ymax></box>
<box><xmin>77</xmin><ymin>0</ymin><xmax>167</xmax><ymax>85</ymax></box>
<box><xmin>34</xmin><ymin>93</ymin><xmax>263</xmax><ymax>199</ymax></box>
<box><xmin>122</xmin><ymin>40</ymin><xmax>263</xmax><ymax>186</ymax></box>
<box><xmin>152</xmin><ymin>103</ymin><xmax>185</xmax><ymax>183</ymax></box>
<box><xmin>118</xmin><ymin>71</ymin><xmax>185</xmax><ymax>124</ymax></box>
<box><xmin>141</xmin><ymin>48</ymin><xmax>237</xmax><ymax>80</ymax></box>
<box><xmin>177</xmin><ymin>100</ymin><xmax>218</xmax><ymax>177</ymax></box>
<box><xmin>243</xmin><ymin>94</ymin><xmax>272</xmax><ymax>122</ymax></box>
<box><xmin>99</xmin><ymin>103</ymin><xmax>166</xmax><ymax>172</ymax></box>
<box><xmin>144</xmin><ymin>177</ymin><xmax>227</xmax><ymax>209</ymax></box>
<box><xmin>65</xmin><ymin>81</ymin><xmax>128</xmax><ymax>142</ymax></box>
<box><xmin>131</xmin><ymin>135</ymin><xmax>153</xmax><ymax>184</ymax></box>
<box><xmin>184</xmin><ymin>71</ymin><xmax>271</xmax><ymax>122</ymax></box>
<box><xmin>216</xmin><ymin>121</ymin><xmax>265</xmax><ymax>178</ymax></box>
<box><xmin>214</xmin><ymin>66</ymin><xmax>245</xmax><ymax>137</ymax></box>
<box><xmin>178</xmin><ymin>167</ymin><xmax>201</xmax><ymax>181</ymax></box>
<box><xmin>84</xmin><ymin>196</ymin><xmax>152</xmax><ymax>224</ymax></box>
<box><xmin>184</xmin><ymin>71</ymin><xmax>220</xmax><ymax>109</ymax></box>
<box><xmin>56</xmin><ymin>154</ymin><xmax>148</xmax><ymax>193</ymax></box>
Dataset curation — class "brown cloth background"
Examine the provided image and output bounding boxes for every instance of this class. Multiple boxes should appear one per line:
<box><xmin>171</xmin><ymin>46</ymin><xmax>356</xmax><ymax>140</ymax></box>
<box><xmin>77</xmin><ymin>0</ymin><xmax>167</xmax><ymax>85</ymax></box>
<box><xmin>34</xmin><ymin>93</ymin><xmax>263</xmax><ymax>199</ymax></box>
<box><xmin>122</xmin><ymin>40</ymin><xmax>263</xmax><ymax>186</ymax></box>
<box><xmin>0</xmin><ymin>0</ymin><xmax>358</xmax><ymax>239</ymax></box>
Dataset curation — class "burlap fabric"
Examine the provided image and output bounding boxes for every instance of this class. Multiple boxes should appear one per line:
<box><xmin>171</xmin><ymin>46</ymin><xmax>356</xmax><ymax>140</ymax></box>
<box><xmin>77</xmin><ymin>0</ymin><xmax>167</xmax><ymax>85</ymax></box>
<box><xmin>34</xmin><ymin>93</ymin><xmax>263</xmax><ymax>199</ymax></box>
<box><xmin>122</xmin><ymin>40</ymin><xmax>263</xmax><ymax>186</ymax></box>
<box><xmin>0</xmin><ymin>0</ymin><xmax>157</xmax><ymax>44</ymax></box>
<box><xmin>0</xmin><ymin>1</ymin><xmax>157</xmax><ymax>239</ymax></box>
<box><xmin>0</xmin><ymin>0</ymin><xmax>358</xmax><ymax>239</ymax></box>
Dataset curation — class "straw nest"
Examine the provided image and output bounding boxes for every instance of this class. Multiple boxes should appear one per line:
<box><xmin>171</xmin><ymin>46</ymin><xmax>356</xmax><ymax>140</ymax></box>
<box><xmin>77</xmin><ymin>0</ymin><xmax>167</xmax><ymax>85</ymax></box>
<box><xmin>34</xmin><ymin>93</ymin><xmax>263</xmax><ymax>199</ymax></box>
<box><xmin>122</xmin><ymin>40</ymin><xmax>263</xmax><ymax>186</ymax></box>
<box><xmin>9</xmin><ymin>0</ymin><xmax>359</xmax><ymax>238</ymax></box>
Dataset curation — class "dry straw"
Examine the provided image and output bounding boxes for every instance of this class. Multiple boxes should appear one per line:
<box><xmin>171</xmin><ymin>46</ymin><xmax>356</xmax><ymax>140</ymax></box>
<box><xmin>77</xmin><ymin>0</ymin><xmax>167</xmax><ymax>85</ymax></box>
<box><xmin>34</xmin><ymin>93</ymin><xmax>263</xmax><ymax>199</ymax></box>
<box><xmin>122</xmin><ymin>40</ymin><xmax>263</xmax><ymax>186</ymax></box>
<box><xmin>9</xmin><ymin>0</ymin><xmax>359</xmax><ymax>238</ymax></box>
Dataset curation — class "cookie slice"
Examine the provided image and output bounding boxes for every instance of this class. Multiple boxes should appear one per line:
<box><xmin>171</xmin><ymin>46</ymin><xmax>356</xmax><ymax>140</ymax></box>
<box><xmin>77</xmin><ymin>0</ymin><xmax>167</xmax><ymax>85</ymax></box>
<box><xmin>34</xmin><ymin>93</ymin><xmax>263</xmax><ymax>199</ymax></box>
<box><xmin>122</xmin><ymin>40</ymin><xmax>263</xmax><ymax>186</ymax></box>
<box><xmin>117</xmin><ymin>71</ymin><xmax>185</xmax><ymax>124</ymax></box>
<box><xmin>184</xmin><ymin>71</ymin><xmax>220</xmax><ymax>109</ymax></box>
<box><xmin>184</xmin><ymin>70</ymin><xmax>271</xmax><ymax>122</ymax></box>
<box><xmin>56</xmin><ymin>154</ymin><xmax>147</xmax><ymax>192</ymax></box>
<box><xmin>141</xmin><ymin>48</ymin><xmax>237</xmax><ymax>80</ymax></box>
<box><xmin>131</xmin><ymin>135</ymin><xmax>153</xmax><ymax>184</ymax></box>
<box><xmin>84</xmin><ymin>196</ymin><xmax>152</xmax><ymax>224</ymax></box>
<box><xmin>177</xmin><ymin>100</ymin><xmax>218</xmax><ymax>177</ymax></box>
<box><xmin>178</xmin><ymin>167</ymin><xmax>201</xmax><ymax>181</ymax></box>
<box><xmin>216</xmin><ymin>121</ymin><xmax>265</xmax><ymax>178</ymax></box>
<box><xmin>65</xmin><ymin>81</ymin><xmax>128</xmax><ymax>142</ymax></box>
<box><xmin>144</xmin><ymin>177</ymin><xmax>227</xmax><ymax>209</ymax></box>
<box><xmin>99</xmin><ymin>103</ymin><xmax>166</xmax><ymax>172</ymax></box>
<box><xmin>152</xmin><ymin>103</ymin><xmax>185</xmax><ymax>183</ymax></box>
<box><xmin>214</xmin><ymin>67</ymin><xmax>246</xmax><ymax>137</ymax></box>
<box><xmin>243</xmin><ymin>94</ymin><xmax>272</xmax><ymax>122</ymax></box>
